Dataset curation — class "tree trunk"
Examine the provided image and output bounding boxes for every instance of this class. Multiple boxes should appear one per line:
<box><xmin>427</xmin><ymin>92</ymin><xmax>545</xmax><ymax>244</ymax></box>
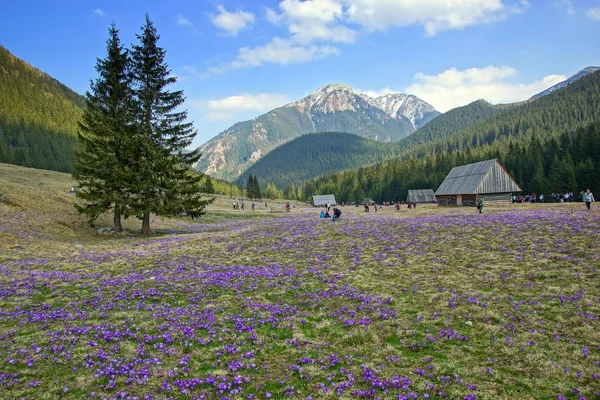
<box><xmin>113</xmin><ymin>202</ymin><xmax>123</xmax><ymax>232</ymax></box>
<box><xmin>141</xmin><ymin>212</ymin><xmax>152</xmax><ymax>235</ymax></box>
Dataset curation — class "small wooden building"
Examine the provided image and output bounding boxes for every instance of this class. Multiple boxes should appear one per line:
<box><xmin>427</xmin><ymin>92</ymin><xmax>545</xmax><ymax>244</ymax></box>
<box><xmin>312</xmin><ymin>194</ymin><xmax>336</xmax><ymax>207</ymax></box>
<box><xmin>435</xmin><ymin>159</ymin><xmax>521</xmax><ymax>207</ymax></box>
<box><xmin>407</xmin><ymin>189</ymin><xmax>436</xmax><ymax>204</ymax></box>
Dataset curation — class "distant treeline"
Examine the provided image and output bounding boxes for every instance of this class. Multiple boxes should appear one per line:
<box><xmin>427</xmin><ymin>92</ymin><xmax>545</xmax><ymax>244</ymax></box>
<box><xmin>286</xmin><ymin>121</ymin><xmax>600</xmax><ymax>203</ymax></box>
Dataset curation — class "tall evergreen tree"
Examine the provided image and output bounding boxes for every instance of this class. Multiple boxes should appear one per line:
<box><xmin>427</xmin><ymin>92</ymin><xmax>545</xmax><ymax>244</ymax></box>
<box><xmin>129</xmin><ymin>15</ymin><xmax>211</xmax><ymax>235</ymax></box>
<box><xmin>202</xmin><ymin>176</ymin><xmax>215</xmax><ymax>194</ymax></box>
<box><xmin>246</xmin><ymin>175</ymin><xmax>254</xmax><ymax>199</ymax></box>
<box><xmin>253</xmin><ymin>176</ymin><xmax>262</xmax><ymax>199</ymax></box>
<box><xmin>73</xmin><ymin>24</ymin><xmax>134</xmax><ymax>232</ymax></box>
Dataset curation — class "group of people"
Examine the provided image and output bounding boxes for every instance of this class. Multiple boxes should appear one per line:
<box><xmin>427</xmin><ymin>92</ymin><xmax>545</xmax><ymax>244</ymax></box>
<box><xmin>549</xmin><ymin>190</ymin><xmax>595</xmax><ymax>210</ymax></box>
<box><xmin>512</xmin><ymin>193</ymin><xmax>544</xmax><ymax>203</ymax></box>
<box><xmin>363</xmin><ymin>203</ymin><xmax>378</xmax><ymax>212</ymax></box>
<box><xmin>320</xmin><ymin>202</ymin><xmax>342</xmax><ymax>220</ymax></box>
<box><xmin>510</xmin><ymin>190</ymin><xmax>596</xmax><ymax>211</ymax></box>
<box><xmin>550</xmin><ymin>192</ymin><xmax>575</xmax><ymax>203</ymax></box>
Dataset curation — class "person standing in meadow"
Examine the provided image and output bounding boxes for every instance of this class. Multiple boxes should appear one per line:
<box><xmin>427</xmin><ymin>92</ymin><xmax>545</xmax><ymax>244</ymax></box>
<box><xmin>477</xmin><ymin>197</ymin><xmax>484</xmax><ymax>214</ymax></box>
<box><xmin>584</xmin><ymin>189</ymin><xmax>595</xmax><ymax>211</ymax></box>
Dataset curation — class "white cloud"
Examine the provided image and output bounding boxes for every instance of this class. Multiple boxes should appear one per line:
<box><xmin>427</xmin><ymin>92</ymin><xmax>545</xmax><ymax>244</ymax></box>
<box><xmin>191</xmin><ymin>93</ymin><xmax>290</xmax><ymax>121</ymax></box>
<box><xmin>232</xmin><ymin>37</ymin><xmax>340</xmax><ymax>67</ymax></box>
<box><xmin>211</xmin><ymin>5</ymin><xmax>255</xmax><ymax>35</ymax></box>
<box><xmin>177</xmin><ymin>15</ymin><xmax>194</xmax><ymax>27</ymax></box>
<box><xmin>511</xmin><ymin>0</ymin><xmax>530</xmax><ymax>14</ymax></box>
<box><xmin>208</xmin><ymin>37</ymin><xmax>340</xmax><ymax>74</ymax></box>
<box><xmin>358</xmin><ymin>87</ymin><xmax>395</xmax><ymax>98</ymax></box>
<box><xmin>345</xmin><ymin>0</ymin><xmax>509</xmax><ymax>36</ymax></box>
<box><xmin>267</xmin><ymin>0</ymin><xmax>358</xmax><ymax>44</ymax></box>
<box><xmin>265</xmin><ymin>0</ymin><xmax>522</xmax><ymax>43</ymax></box>
<box><xmin>586</xmin><ymin>7</ymin><xmax>600</xmax><ymax>20</ymax></box>
<box><xmin>208</xmin><ymin>0</ymin><xmax>524</xmax><ymax>73</ymax></box>
<box><xmin>554</xmin><ymin>0</ymin><xmax>576</xmax><ymax>15</ymax></box>
<box><xmin>93</xmin><ymin>8</ymin><xmax>106</xmax><ymax>17</ymax></box>
<box><xmin>405</xmin><ymin>66</ymin><xmax>566</xmax><ymax>112</ymax></box>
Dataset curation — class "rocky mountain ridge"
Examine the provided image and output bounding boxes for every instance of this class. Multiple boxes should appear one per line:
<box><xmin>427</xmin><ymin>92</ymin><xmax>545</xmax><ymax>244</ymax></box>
<box><xmin>196</xmin><ymin>84</ymin><xmax>440</xmax><ymax>181</ymax></box>
<box><xmin>530</xmin><ymin>66</ymin><xmax>600</xmax><ymax>100</ymax></box>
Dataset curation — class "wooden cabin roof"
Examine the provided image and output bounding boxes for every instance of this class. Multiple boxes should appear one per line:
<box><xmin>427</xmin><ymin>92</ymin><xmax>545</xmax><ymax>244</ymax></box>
<box><xmin>435</xmin><ymin>159</ymin><xmax>521</xmax><ymax>196</ymax></box>
<box><xmin>407</xmin><ymin>189</ymin><xmax>436</xmax><ymax>203</ymax></box>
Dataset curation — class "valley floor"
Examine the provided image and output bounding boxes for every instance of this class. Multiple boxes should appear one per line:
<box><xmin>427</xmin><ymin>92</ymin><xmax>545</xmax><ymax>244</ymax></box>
<box><xmin>1</xmin><ymin>163</ymin><xmax>599</xmax><ymax>399</ymax></box>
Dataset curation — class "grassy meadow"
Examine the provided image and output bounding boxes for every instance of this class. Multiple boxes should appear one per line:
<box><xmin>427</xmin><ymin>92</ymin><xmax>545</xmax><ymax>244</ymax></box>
<box><xmin>1</xmin><ymin>163</ymin><xmax>599</xmax><ymax>400</ymax></box>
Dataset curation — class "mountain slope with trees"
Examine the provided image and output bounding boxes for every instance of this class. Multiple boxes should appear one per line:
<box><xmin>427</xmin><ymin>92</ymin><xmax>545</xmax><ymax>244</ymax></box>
<box><xmin>235</xmin><ymin>132</ymin><xmax>395</xmax><ymax>189</ymax></box>
<box><xmin>289</xmin><ymin>70</ymin><xmax>600</xmax><ymax>203</ymax></box>
<box><xmin>239</xmin><ymin>101</ymin><xmax>514</xmax><ymax>190</ymax></box>
<box><xmin>0</xmin><ymin>45</ymin><xmax>84</xmax><ymax>172</ymax></box>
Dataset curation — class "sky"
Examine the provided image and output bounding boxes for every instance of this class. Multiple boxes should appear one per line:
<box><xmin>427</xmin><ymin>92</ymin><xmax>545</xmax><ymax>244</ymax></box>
<box><xmin>2</xmin><ymin>0</ymin><xmax>600</xmax><ymax>148</ymax></box>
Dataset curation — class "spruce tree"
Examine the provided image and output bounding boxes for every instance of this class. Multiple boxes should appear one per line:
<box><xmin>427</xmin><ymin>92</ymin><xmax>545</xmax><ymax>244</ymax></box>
<box><xmin>203</xmin><ymin>176</ymin><xmax>215</xmax><ymax>194</ymax></box>
<box><xmin>73</xmin><ymin>24</ymin><xmax>134</xmax><ymax>232</ymax></box>
<box><xmin>246</xmin><ymin>175</ymin><xmax>255</xmax><ymax>199</ymax></box>
<box><xmin>253</xmin><ymin>176</ymin><xmax>262</xmax><ymax>199</ymax></box>
<box><xmin>129</xmin><ymin>15</ymin><xmax>211</xmax><ymax>234</ymax></box>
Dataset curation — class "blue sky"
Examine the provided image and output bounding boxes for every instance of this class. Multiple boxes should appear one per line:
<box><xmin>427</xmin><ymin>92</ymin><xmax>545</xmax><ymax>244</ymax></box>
<box><xmin>2</xmin><ymin>0</ymin><xmax>600</xmax><ymax>148</ymax></box>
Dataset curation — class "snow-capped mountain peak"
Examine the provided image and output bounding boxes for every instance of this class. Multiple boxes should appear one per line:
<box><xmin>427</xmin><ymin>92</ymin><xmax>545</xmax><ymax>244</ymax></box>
<box><xmin>287</xmin><ymin>83</ymin><xmax>438</xmax><ymax>129</ymax></box>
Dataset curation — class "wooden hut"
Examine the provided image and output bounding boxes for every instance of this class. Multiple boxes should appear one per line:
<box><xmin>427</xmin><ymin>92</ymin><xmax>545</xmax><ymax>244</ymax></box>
<box><xmin>435</xmin><ymin>159</ymin><xmax>521</xmax><ymax>206</ymax></box>
<box><xmin>406</xmin><ymin>189</ymin><xmax>436</xmax><ymax>204</ymax></box>
<box><xmin>312</xmin><ymin>194</ymin><xmax>336</xmax><ymax>207</ymax></box>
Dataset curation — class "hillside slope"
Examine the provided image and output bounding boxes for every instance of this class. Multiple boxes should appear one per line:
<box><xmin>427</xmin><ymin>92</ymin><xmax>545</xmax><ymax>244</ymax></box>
<box><xmin>0</xmin><ymin>45</ymin><xmax>84</xmax><ymax>172</ymax></box>
<box><xmin>235</xmin><ymin>132</ymin><xmax>395</xmax><ymax>189</ymax></box>
<box><xmin>530</xmin><ymin>66</ymin><xmax>600</xmax><ymax>100</ymax></box>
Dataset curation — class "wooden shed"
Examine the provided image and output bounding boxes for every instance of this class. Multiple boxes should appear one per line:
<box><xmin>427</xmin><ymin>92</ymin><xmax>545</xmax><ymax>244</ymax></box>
<box><xmin>312</xmin><ymin>194</ymin><xmax>336</xmax><ymax>207</ymax></box>
<box><xmin>435</xmin><ymin>159</ymin><xmax>521</xmax><ymax>207</ymax></box>
<box><xmin>406</xmin><ymin>189</ymin><xmax>437</xmax><ymax>204</ymax></box>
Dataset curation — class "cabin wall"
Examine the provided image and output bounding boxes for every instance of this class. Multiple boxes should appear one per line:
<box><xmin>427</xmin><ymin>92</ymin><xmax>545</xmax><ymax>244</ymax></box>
<box><xmin>479</xmin><ymin>192</ymin><xmax>512</xmax><ymax>205</ymax></box>
<box><xmin>437</xmin><ymin>195</ymin><xmax>457</xmax><ymax>206</ymax></box>
<box><xmin>461</xmin><ymin>194</ymin><xmax>476</xmax><ymax>207</ymax></box>
<box><xmin>439</xmin><ymin>193</ymin><xmax>513</xmax><ymax>207</ymax></box>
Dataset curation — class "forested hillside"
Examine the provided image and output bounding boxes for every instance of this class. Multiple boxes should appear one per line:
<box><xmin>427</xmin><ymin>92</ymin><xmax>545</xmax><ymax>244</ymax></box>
<box><xmin>238</xmin><ymin>101</ymin><xmax>514</xmax><ymax>189</ymax></box>
<box><xmin>0</xmin><ymin>45</ymin><xmax>83</xmax><ymax>171</ymax></box>
<box><xmin>235</xmin><ymin>132</ymin><xmax>396</xmax><ymax>189</ymax></box>
<box><xmin>290</xmin><ymin>71</ymin><xmax>600</xmax><ymax>203</ymax></box>
<box><xmin>400</xmin><ymin>70</ymin><xmax>600</xmax><ymax>160</ymax></box>
<box><xmin>393</xmin><ymin>100</ymin><xmax>516</xmax><ymax>155</ymax></box>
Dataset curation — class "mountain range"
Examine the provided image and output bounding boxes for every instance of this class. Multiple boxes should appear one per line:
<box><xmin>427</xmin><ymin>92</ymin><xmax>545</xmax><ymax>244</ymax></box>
<box><xmin>530</xmin><ymin>66</ymin><xmax>600</xmax><ymax>100</ymax></box>
<box><xmin>236</xmin><ymin>100</ymin><xmax>513</xmax><ymax>189</ymax></box>
<box><xmin>1</xmin><ymin>41</ymin><xmax>599</xmax><ymax>195</ymax></box>
<box><xmin>294</xmin><ymin>69</ymin><xmax>600</xmax><ymax>203</ymax></box>
<box><xmin>196</xmin><ymin>84</ymin><xmax>440</xmax><ymax>181</ymax></box>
